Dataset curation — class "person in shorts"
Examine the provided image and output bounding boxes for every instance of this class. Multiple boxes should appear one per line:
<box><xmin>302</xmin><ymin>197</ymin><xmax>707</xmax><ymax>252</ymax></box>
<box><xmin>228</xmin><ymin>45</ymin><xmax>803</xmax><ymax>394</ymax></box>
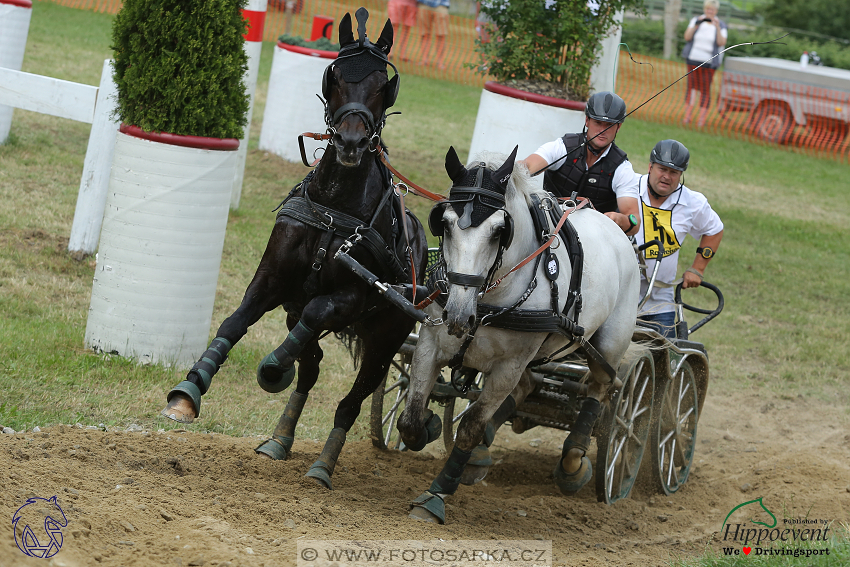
<box><xmin>417</xmin><ymin>0</ymin><xmax>450</xmax><ymax>70</ymax></box>
<box><xmin>388</xmin><ymin>0</ymin><xmax>418</xmax><ymax>61</ymax></box>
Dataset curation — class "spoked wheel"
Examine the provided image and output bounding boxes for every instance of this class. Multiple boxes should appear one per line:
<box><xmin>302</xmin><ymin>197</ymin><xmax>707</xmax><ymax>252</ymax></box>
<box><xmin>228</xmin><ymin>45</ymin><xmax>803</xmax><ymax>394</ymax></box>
<box><xmin>370</xmin><ymin>345</ymin><xmax>413</xmax><ymax>450</ymax></box>
<box><xmin>442</xmin><ymin>372</ymin><xmax>484</xmax><ymax>453</ymax></box>
<box><xmin>651</xmin><ymin>357</ymin><xmax>698</xmax><ymax>495</ymax></box>
<box><xmin>595</xmin><ymin>352</ymin><xmax>655</xmax><ymax>504</ymax></box>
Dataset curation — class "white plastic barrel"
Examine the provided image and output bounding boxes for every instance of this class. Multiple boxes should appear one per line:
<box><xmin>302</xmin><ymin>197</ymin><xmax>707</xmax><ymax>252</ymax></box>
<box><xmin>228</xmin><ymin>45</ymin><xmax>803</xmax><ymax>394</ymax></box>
<box><xmin>259</xmin><ymin>43</ymin><xmax>336</xmax><ymax>163</ymax></box>
<box><xmin>0</xmin><ymin>0</ymin><xmax>33</xmax><ymax>143</ymax></box>
<box><xmin>468</xmin><ymin>83</ymin><xmax>586</xmax><ymax>162</ymax></box>
<box><xmin>85</xmin><ymin>129</ymin><xmax>237</xmax><ymax>367</ymax></box>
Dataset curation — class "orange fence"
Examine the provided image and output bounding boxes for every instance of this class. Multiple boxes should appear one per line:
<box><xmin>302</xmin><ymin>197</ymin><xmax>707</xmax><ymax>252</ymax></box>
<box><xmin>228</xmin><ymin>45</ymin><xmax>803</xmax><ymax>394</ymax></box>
<box><xmin>617</xmin><ymin>54</ymin><xmax>850</xmax><ymax>163</ymax></box>
<box><xmin>41</xmin><ymin>0</ymin><xmax>850</xmax><ymax>162</ymax></box>
<box><xmin>44</xmin><ymin>0</ymin><xmax>485</xmax><ymax>86</ymax></box>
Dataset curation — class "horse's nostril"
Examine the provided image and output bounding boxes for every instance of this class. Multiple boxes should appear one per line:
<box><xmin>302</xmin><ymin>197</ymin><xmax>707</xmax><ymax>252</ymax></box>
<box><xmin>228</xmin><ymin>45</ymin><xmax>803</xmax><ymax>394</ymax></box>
<box><xmin>332</xmin><ymin>133</ymin><xmax>344</xmax><ymax>147</ymax></box>
<box><xmin>356</xmin><ymin>137</ymin><xmax>369</xmax><ymax>149</ymax></box>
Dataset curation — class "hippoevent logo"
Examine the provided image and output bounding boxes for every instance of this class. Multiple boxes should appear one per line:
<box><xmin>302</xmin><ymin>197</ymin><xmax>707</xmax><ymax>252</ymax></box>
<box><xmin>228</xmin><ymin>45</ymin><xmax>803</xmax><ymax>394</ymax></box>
<box><xmin>720</xmin><ymin>497</ymin><xmax>832</xmax><ymax>558</ymax></box>
<box><xmin>12</xmin><ymin>495</ymin><xmax>68</xmax><ymax>559</ymax></box>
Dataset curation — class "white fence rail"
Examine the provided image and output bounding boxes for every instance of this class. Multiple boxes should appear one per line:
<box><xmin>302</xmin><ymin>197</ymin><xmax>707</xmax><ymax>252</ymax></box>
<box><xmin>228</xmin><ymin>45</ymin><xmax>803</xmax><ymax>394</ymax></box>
<box><xmin>0</xmin><ymin>61</ymin><xmax>119</xmax><ymax>256</ymax></box>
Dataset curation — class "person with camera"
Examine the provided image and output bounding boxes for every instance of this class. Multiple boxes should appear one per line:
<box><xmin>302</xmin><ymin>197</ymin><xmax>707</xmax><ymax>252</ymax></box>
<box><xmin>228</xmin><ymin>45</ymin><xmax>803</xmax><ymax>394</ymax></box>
<box><xmin>681</xmin><ymin>0</ymin><xmax>728</xmax><ymax>127</ymax></box>
<box><xmin>522</xmin><ymin>91</ymin><xmax>641</xmax><ymax>236</ymax></box>
<box><xmin>636</xmin><ymin>139</ymin><xmax>724</xmax><ymax>338</ymax></box>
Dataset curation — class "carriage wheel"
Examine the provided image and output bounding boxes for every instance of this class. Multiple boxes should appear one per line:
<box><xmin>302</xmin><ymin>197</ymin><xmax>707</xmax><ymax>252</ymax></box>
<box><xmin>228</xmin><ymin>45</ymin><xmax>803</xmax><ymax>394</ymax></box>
<box><xmin>650</xmin><ymin>358</ymin><xmax>698</xmax><ymax>495</ymax></box>
<box><xmin>595</xmin><ymin>351</ymin><xmax>654</xmax><ymax>504</ymax></box>
<box><xmin>369</xmin><ymin>349</ymin><xmax>412</xmax><ymax>450</ymax></box>
<box><xmin>442</xmin><ymin>372</ymin><xmax>484</xmax><ymax>453</ymax></box>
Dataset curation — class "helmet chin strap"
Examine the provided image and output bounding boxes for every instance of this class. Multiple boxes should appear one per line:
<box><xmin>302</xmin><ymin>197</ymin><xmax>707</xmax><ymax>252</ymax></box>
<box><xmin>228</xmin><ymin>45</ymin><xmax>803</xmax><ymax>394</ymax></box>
<box><xmin>583</xmin><ymin>125</ymin><xmax>610</xmax><ymax>157</ymax></box>
<box><xmin>648</xmin><ymin>174</ymin><xmax>685</xmax><ymax>200</ymax></box>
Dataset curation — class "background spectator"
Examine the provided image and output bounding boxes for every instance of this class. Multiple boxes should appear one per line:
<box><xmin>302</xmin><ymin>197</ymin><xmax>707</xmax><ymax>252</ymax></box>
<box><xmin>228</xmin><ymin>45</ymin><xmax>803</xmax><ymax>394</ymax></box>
<box><xmin>388</xmin><ymin>0</ymin><xmax>417</xmax><ymax>61</ymax></box>
<box><xmin>417</xmin><ymin>0</ymin><xmax>450</xmax><ymax>70</ymax></box>
<box><xmin>681</xmin><ymin>0</ymin><xmax>727</xmax><ymax>127</ymax></box>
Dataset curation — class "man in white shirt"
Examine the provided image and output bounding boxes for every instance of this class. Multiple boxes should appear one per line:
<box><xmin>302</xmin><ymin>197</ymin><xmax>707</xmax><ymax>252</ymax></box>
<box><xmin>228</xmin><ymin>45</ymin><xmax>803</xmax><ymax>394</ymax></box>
<box><xmin>636</xmin><ymin>139</ymin><xmax>724</xmax><ymax>338</ymax></box>
<box><xmin>522</xmin><ymin>91</ymin><xmax>641</xmax><ymax>236</ymax></box>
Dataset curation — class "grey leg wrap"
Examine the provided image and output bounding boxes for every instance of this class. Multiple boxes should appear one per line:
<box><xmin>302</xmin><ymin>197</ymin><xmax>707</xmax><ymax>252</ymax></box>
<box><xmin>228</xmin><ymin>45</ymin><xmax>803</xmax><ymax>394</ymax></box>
<box><xmin>186</xmin><ymin>337</ymin><xmax>232</xmax><ymax>395</ymax></box>
<box><xmin>255</xmin><ymin>391</ymin><xmax>308</xmax><ymax>460</ymax></box>
<box><xmin>483</xmin><ymin>395</ymin><xmax>517</xmax><ymax>447</ymax></box>
<box><xmin>257</xmin><ymin>321</ymin><xmax>314</xmax><ymax>393</ymax></box>
<box><xmin>305</xmin><ymin>427</ymin><xmax>346</xmax><ymax>489</ymax></box>
<box><xmin>563</xmin><ymin>397</ymin><xmax>602</xmax><ymax>455</ymax></box>
<box><xmin>429</xmin><ymin>446</ymin><xmax>471</xmax><ymax>496</ymax></box>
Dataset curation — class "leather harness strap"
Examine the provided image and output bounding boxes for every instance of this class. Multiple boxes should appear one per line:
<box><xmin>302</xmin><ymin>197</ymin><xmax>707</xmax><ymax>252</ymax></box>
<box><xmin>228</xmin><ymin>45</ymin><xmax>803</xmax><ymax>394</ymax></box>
<box><xmin>376</xmin><ymin>145</ymin><xmax>447</xmax><ymax>203</ymax></box>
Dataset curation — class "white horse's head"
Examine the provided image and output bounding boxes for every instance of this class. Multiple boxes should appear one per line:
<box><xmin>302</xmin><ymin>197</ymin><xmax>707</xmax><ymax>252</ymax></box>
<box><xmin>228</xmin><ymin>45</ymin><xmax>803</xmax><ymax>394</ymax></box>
<box><xmin>429</xmin><ymin>146</ymin><xmax>524</xmax><ymax>338</ymax></box>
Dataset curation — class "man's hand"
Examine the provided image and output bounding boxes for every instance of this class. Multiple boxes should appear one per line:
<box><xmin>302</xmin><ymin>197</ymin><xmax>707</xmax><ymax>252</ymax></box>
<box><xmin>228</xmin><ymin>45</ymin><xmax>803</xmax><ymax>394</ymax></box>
<box><xmin>683</xmin><ymin>267</ymin><xmax>703</xmax><ymax>288</ymax></box>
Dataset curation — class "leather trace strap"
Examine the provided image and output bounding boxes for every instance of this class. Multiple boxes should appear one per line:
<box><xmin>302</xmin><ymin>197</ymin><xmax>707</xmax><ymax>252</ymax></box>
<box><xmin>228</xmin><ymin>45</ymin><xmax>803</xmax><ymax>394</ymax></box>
<box><xmin>377</xmin><ymin>144</ymin><xmax>446</xmax><ymax>202</ymax></box>
<box><xmin>299</xmin><ymin>132</ymin><xmax>333</xmax><ymax>167</ymax></box>
<box><xmin>486</xmin><ymin>197</ymin><xmax>590</xmax><ymax>293</ymax></box>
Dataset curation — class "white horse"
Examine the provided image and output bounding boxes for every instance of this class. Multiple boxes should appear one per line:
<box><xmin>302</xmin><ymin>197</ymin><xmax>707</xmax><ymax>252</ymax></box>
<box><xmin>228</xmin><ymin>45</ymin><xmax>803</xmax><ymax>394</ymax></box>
<box><xmin>397</xmin><ymin>147</ymin><xmax>641</xmax><ymax>523</ymax></box>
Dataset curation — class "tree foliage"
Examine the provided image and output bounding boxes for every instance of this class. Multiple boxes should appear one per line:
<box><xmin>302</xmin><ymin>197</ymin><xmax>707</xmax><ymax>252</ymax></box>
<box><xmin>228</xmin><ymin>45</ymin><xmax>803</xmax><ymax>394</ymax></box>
<box><xmin>475</xmin><ymin>0</ymin><xmax>645</xmax><ymax>99</ymax></box>
<box><xmin>760</xmin><ymin>0</ymin><xmax>850</xmax><ymax>42</ymax></box>
<box><xmin>111</xmin><ymin>0</ymin><xmax>250</xmax><ymax>139</ymax></box>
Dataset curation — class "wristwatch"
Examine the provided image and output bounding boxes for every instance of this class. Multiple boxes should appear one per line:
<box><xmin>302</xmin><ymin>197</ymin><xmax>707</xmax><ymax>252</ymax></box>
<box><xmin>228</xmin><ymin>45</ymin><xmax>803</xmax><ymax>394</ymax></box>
<box><xmin>627</xmin><ymin>214</ymin><xmax>638</xmax><ymax>230</ymax></box>
<box><xmin>696</xmin><ymin>246</ymin><xmax>715</xmax><ymax>259</ymax></box>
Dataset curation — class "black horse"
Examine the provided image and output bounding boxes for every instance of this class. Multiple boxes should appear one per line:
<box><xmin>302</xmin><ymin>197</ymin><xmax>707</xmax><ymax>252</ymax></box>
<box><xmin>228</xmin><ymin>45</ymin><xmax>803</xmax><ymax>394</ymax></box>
<box><xmin>161</xmin><ymin>8</ymin><xmax>428</xmax><ymax>489</ymax></box>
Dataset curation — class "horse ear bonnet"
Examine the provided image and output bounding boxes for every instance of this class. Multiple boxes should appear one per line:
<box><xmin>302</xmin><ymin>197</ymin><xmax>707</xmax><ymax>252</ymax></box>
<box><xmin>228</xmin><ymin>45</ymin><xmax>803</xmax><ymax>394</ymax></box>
<box><xmin>430</xmin><ymin>146</ymin><xmax>516</xmax><ymax>248</ymax></box>
<box><xmin>322</xmin><ymin>9</ymin><xmax>399</xmax><ymax>110</ymax></box>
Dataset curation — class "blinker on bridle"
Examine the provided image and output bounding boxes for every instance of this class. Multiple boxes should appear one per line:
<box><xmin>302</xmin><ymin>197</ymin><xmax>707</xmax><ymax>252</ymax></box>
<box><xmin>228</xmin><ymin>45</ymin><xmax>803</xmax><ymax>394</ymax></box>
<box><xmin>440</xmin><ymin>163</ymin><xmax>512</xmax><ymax>290</ymax></box>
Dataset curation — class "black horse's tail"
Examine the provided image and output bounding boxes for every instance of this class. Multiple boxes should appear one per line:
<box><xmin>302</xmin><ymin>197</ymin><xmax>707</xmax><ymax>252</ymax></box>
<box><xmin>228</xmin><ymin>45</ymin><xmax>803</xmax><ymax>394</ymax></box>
<box><xmin>334</xmin><ymin>327</ymin><xmax>364</xmax><ymax>369</ymax></box>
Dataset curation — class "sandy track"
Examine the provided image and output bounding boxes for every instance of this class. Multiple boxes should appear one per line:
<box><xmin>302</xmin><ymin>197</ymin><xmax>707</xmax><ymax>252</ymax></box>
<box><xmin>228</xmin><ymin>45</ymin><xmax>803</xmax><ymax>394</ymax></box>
<box><xmin>2</xmin><ymin>390</ymin><xmax>848</xmax><ymax>567</ymax></box>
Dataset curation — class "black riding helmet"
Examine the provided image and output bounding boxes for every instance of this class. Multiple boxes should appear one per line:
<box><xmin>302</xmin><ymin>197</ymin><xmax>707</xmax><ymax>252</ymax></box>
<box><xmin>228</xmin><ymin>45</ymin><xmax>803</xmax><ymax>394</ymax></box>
<box><xmin>585</xmin><ymin>91</ymin><xmax>627</xmax><ymax>124</ymax></box>
<box><xmin>649</xmin><ymin>139</ymin><xmax>690</xmax><ymax>172</ymax></box>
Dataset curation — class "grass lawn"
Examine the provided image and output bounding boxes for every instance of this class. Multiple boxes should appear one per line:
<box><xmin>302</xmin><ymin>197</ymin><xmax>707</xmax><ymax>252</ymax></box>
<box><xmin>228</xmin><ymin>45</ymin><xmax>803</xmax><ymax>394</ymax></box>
<box><xmin>1</xmin><ymin>1</ymin><xmax>848</xmax><ymax>441</ymax></box>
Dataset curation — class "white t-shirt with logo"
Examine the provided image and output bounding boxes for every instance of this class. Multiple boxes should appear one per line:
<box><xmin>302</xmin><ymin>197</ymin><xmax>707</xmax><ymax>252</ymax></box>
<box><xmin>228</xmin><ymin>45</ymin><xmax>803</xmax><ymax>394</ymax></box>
<box><xmin>534</xmin><ymin>138</ymin><xmax>640</xmax><ymax>202</ymax></box>
<box><xmin>636</xmin><ymin>175</ymin><xmax>723</xmax><ymax>315</ymax></box>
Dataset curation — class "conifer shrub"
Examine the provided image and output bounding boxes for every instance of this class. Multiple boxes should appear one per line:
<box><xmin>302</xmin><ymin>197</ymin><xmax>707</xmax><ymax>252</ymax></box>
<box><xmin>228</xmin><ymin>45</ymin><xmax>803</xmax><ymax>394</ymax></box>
<box><xmin>111</xmin><ymin>0</ymin><xmax>250</xmax><ymax>139</ymax></box>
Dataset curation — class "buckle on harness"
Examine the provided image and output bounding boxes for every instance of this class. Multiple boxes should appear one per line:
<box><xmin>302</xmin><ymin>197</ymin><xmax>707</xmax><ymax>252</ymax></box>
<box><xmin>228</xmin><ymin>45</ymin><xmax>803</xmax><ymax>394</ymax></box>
<box><xmin>312</xmin><ymin>248</ymin><xmax>327</xmax><ymax>271</ymax></box>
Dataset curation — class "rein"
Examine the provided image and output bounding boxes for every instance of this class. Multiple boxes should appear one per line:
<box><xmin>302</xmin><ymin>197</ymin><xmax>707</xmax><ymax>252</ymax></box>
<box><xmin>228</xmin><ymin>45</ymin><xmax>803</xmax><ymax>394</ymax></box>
<box><xmin>377</xmin><ymin>145</ymin><xmax>447</xmax><ymax>203</ymax></box>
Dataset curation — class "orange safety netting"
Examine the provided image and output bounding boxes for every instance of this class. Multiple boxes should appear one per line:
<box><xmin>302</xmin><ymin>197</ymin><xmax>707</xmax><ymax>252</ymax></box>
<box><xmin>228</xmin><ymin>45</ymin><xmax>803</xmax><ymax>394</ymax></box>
<box><xmin>42</xmin><ymin>0</ymin><xmax>850</xmax><ymax>162</ymax></box>
<box><xmin>617</xmin><ymin>53</ymin><xmax>850</xmax><ymax>162</ymax></box>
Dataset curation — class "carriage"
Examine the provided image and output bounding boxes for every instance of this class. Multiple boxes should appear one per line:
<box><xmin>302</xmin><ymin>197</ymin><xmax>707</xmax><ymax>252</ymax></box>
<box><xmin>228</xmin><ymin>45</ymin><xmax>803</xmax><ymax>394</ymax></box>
<box><xmin>369</xmin><ymin>245</ymin><xmax>724</xmax><ymax>505</ymax></box>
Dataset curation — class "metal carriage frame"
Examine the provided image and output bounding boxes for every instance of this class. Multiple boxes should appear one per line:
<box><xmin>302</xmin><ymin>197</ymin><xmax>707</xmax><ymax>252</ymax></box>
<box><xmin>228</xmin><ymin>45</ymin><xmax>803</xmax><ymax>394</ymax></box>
<box><xmin>369</xmin><ymin>247</ymin><xmax>724</xmax><ymax>505</ymax></box>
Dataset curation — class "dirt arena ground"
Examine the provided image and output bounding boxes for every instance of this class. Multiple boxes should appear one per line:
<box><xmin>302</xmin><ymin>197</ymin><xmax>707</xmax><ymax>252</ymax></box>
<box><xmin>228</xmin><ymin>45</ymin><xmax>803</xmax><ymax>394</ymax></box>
<box><xmin>2</xmin><ymin>389</ymin><xmax>848</xmax><ymax>567</ymax></box>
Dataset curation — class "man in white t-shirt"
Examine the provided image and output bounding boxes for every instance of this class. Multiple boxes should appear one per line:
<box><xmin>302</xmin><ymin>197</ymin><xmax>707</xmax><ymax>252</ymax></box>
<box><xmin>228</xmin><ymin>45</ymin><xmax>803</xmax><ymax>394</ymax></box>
<box><xmin>636</xmin><ymin>139</ymin><xmax>724</xmax><ymax>338</ymax></box>
<box><xmin>522</xmin><ymin>91</ymin><xmax>641</xmax><ymax>236</ymax></box>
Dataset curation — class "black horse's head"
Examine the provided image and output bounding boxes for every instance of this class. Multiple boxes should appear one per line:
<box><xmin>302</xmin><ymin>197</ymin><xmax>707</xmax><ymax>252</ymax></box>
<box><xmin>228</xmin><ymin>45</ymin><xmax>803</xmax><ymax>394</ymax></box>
<box><xmin>322</xmin><ymin>8</ymin><xmax>398</xmax><ymax>167</ymax></box>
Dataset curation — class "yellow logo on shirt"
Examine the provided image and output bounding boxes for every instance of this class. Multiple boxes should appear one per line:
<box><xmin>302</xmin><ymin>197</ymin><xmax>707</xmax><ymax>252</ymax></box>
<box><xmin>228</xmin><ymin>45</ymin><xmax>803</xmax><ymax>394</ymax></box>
<box><xmin>642</xmin><ymin>205</ymin><xmax>680</xmax><ymax>258</ymax></box>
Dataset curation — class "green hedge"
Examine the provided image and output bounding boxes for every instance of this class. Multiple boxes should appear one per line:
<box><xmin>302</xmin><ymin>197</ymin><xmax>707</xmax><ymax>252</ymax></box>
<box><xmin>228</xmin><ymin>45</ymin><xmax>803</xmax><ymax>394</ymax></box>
<box><xmin>622</xmin><ymin>18</ymin><xmax>850</xmax><ymax>71</ymax></box>
<box><xmin>112</xmin><ymin>0</ymin><xmax>250</xmax><ymax>139</ymax></box>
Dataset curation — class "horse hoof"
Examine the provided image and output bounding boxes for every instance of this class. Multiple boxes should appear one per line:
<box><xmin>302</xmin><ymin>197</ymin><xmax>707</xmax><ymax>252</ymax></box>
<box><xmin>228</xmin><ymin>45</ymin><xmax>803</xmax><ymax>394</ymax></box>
<box><xmin>553</xmin><ymin>455</ymin><xmax>592</xmax><ymax>496</ymax></box>
<box><xmin>256</xmin><ymin>353</ymin><xmax>296</xmax><ymax>393</ymax></box>
<box><xmin>424</xmin><ymin>410</ymin><xmax>443</xmax><ymax>444</ymax></box>
<box><xmin>460</xmin><ymin>445</ymin><xmax>492</xmax><ymax>485</ymax></box>
<box><xmin>255</xmin><ymin>437</ymin><xmax>290</xmax><ymax>461</ymax></box>
<box><xmin>305</xmin><ymin>466</ymin><xmax>333</xmax><ymax>490</ymax></box>
<box><xmin>460</xmin><ymin>464</ymin><xmax>489</xmax><ymax>486</ymax></box>
<box><xmin>160</xmin><ymin>392</ymin><xmax>197</xmax><ymax>424</ymax></box>
<box><xmin>408</xmin><ymin>491</ymin><xmax>445</xmax><ymax>524</ymax></box>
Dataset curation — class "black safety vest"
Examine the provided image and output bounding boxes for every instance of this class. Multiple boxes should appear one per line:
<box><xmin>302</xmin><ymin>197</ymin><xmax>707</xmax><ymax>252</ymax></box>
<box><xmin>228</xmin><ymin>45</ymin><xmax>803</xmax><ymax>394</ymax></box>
<box><xmin>542</xmin><ymin>133</ymin><xmax>628</xmax><ymax>214</ymax></box>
